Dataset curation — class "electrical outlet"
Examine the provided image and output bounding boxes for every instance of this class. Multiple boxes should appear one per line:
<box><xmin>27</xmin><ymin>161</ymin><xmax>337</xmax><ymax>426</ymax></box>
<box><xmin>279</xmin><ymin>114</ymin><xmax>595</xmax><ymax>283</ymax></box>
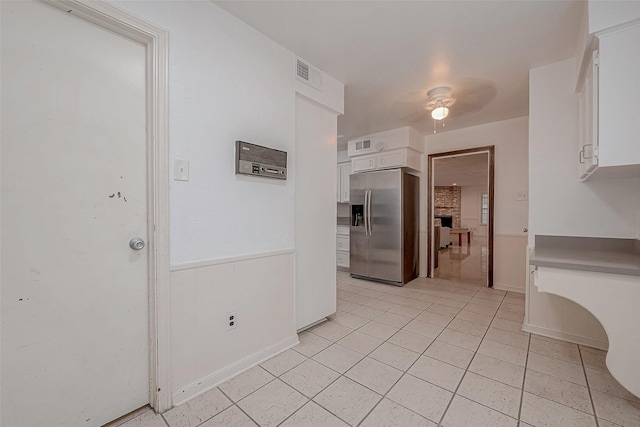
<box><xmin>517</xmin><ymin>191</ymin><xmax>528</xmax><ymax>201</ymax></box>
<box><xmin>226</xmin><ymin>312</ymin><xmax>236</xmax><ymax>331</ymax></box>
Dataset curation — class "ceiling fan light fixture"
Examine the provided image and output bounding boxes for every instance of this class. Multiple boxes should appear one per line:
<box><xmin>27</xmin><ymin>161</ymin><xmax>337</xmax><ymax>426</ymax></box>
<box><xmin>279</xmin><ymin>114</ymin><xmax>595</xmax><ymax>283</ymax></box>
<box><xmin>426</xmin><ymin>86</ymin><xmax>455</xmax><ymax>124</ymax></box>
<box><xmin>431</xmin><ymin>106</ymin><xmax>449</xmax><ymax>121</ymax></box>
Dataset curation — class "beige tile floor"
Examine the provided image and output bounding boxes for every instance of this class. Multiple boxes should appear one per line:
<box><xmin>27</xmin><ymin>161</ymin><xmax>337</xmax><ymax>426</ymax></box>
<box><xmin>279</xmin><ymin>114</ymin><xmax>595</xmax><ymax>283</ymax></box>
<box><xmin>117</xmin><ymin>272</ymin><xmax>640</xmax><ymax>427</ymax></box>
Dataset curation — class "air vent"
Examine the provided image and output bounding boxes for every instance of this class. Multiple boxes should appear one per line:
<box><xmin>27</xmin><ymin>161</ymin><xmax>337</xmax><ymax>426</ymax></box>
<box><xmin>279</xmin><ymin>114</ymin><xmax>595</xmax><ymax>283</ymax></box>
<box><xmin>355</xmin><ymin>140</ymin><xmax>371</xmax><ymax>151</ymax></box>
<box><xmin>296</xmin><ymin>59</ymin><xmax>309</xmax><ymax>81</ymax></box>
<box><xmin>295</xmin><ymin>57</ymin><xmax>323</xmax><ymax>91</ymax></box>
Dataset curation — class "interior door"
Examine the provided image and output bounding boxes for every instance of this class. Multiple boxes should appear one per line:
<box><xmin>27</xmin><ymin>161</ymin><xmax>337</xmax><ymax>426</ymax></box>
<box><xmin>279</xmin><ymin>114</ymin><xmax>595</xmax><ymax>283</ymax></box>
<box><xmin>1</xmin><ymin>2</ymin><xmax>149</xmax><ymax>425</ymax></box>
<box><xmin>369</xmin><ymin>169</ymin><xmax>402</xmax><ymax>283</ymax></box>
<box><xmin>349</xmin><ymin>173</ymin><xmax>369</xmax><ymax>277</ymax></box>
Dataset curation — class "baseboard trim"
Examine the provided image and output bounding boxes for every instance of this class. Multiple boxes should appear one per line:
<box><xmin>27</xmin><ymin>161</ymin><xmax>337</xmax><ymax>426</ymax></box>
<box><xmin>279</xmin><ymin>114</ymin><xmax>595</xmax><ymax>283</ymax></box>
<box><xmin>493</xmin><ymin>283</ymin><xmax>525</xmax><ymax>294</ymax></box>
<box><xmin>523</xmin><ymin>322</ymin><xmax>608</xmax><ymax>351</ymax></box>
<box><xmin>297</xmin><ymin>317</ymin><xmax>327</xmax><ymax>334</ymax></box>
<box><xmin>172</xmin><ymin>334</ymin><xmax>299</xmax><ymax>406</ymax></box>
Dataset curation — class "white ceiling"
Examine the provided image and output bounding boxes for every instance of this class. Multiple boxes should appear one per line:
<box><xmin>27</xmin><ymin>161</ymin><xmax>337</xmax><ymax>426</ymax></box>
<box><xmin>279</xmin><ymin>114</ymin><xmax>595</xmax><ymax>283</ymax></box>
<box><xmin>434</xmin><ymin>153</ymin><xmax>488</xmax><ymax>187</ymax></box>
<box><xmin>214</xmin><ymin>1</ymin><xmax>584</xmax><ymax>148</ymax></box>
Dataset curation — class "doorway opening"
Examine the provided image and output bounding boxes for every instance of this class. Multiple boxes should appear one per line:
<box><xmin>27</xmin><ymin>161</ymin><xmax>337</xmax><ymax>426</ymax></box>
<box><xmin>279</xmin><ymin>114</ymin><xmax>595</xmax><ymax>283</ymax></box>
<box><xmin>427</xmin><ymin>146</ymin><xmax>495</xmax><ymax>287</ymax></box>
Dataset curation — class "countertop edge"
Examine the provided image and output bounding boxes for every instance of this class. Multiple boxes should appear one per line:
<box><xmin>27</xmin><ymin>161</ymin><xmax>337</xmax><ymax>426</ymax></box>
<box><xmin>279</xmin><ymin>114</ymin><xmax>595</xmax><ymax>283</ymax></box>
<box><xmin>530</xmin><ymin>235</ymin><xmax>640</xmax><ymax>277</ymax></box>
<box><xmin>529</xmin><ymin>256</ymin><xmax>640</xmax><ymax>277</ymax></box>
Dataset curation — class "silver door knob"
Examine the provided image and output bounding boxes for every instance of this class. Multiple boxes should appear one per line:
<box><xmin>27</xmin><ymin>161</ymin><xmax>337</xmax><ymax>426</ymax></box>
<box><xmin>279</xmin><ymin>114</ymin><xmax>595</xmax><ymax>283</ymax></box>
<box><xmin>129</xmin><ymin>238</ymin><xmax>145</xmax><ymax>250</ymax></box>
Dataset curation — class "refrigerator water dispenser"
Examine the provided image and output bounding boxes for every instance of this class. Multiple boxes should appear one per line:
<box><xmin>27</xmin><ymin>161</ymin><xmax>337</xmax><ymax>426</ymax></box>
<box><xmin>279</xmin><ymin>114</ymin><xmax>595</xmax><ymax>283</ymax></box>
<box><xmin>352</xmin><ymin>205</ymin><xmax>364</xmax><ymax>227</ymax></box>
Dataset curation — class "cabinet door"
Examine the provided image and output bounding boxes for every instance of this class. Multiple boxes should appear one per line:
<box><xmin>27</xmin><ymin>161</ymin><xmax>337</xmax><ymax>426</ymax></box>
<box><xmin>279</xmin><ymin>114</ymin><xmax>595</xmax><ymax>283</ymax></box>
<box><xmin>598</xmin><ymin>24</ymin><xmax>640</xmax><ymax>167</ymax></box>
<box><xmin>337</xmin><ymin>164</ymin><xmax>342</xmax><ymax>201</ymax></box>
<box><xmin>336</xmin><ymin>251</ymin><xmax>349</xmax><ymax>267</ymax></box>
<box><xmin>378</xmin><ymin>151</ymin><xmax>405</xmax><ymax>169</ymax></box>
<box><xmin>340</xmin><ymin>162</ymin><xmax>351</xmax><ymax>202</ymax></box>
<box><xmin>352</xmin><ymin>156</ymin><xmax>377</xmax><ymax>172</ymax></box>
<box><xmin>336</xmin><ymin>235</ymin><xmax>350</xmax><ymax>251</ymax></box>
<box><xmin>578</xmin><ymin>50</ymin><xmax>599</xmax><ymax>180</ymax></box>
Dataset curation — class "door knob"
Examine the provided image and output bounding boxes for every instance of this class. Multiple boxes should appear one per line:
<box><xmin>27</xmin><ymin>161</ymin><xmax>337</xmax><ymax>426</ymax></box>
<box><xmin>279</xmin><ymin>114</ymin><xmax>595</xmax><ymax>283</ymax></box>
<box><xmin>129</xmin><ymin>238</ymin><xmax>145</xmax><ymax>250</ymax></box>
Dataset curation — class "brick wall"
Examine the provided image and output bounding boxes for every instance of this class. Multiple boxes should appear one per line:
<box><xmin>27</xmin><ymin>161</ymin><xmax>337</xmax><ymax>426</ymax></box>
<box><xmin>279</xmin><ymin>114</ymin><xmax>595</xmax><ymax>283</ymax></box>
<box><xmin>434</xmin><ymin>186</ymin><xmax>461</xmax><ymax>228</ymax></box>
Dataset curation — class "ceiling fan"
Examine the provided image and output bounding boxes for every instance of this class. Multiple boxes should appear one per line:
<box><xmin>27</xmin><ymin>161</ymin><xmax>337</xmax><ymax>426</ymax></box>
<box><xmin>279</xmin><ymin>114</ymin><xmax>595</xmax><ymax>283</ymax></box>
<box><xmin>391</xmin><ymin>78</ymin><xmax>497</xmax><ymax>133</ymax></box>
<box><xmin>425</xmin><ymin>86</ymin><xmax>456</xmax><ymax>121</ymax></box>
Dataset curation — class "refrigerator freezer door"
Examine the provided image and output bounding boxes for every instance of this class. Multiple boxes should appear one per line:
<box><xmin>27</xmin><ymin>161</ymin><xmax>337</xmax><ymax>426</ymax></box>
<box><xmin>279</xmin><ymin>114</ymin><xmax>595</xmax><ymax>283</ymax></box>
<box><xmin>369</xmin><ymin>169</ymin><xmax>403</xmax><ymax>283</ymax></box>
<box><xmin>350</xmin><ymin>172</ymin><xmax>369</xmax><ymax>277</ymax></box>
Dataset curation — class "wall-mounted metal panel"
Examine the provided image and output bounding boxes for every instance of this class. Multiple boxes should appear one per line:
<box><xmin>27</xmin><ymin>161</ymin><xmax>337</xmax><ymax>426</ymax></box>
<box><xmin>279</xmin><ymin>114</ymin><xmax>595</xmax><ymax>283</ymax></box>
<box><xmin>235</xmin><ymin>140</ymin><xmax>287</xmax><ymax>180</ymax></box>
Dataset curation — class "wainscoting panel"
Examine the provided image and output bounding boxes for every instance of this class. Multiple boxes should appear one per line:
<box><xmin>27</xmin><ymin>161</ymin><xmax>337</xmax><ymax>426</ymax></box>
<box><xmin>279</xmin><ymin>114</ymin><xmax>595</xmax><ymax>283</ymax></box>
<box><xmin>170</xmin><ymin>250</ymin><xmax>297</xmax><ymax>404</ymax></box>
<box><xmin>493</xmin><ymin>234</ymin><xmax>527</xmax><ymax>293</ymax></box>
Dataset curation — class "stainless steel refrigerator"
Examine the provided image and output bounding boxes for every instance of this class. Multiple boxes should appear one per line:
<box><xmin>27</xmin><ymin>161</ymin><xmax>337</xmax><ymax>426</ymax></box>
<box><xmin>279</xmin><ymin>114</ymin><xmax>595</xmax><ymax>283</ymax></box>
<box><xmin>350</xmin><ymin>168</ymin><xmax>418</xmax><ymax>286</ymax></box>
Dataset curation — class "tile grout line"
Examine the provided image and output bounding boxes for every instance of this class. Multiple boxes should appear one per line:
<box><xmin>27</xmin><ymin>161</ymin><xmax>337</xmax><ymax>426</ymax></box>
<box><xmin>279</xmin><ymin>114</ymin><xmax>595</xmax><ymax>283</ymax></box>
<box><xmin>310</xmin><ymin>293</ymin><xmax>443</xmax><ymax>426</ymax></box>
<box><xmin>436</xmin><ymin>291</ymin><xmax>508</xmax><ymax>426</ymax></box>
<box><xmin>160</xmin><ymin>411</ymin><xmax>171</xmax><ymax>427</ymax></box>
<box><xmin>304</xmin><ymin>283</ymin><xmax>520</xmax><ymax>426</ymax></box>
<box><xmin>579</xmin><ymin>345</ymin><xmax>600</xmax><ymax>427</ymax></box>
<box><xmin>516</xmin><ymin>333</ymin><xmax>532</xmax><ymax>424</ymax></box>
<box><xmin>318</xmin><ymin>281</ymin><xmax>487</xmax><ymax>426</ymax></box>
<box><xmin>216</xmin><ymin>387</ymin><xmax>264</xmax><ymax>427</ymax></box>
<box><xmin>353</xmin><ymin>294</ymin><xmax>461</xmax><ymax>426</ymax></box>
<box><xmin>224</xmin><ymin>278</ymin><xmax>514</xmax><ymax>427</ymax></box>
<box><xmin>353</xmin><ymin>289</ymin><xmax>473</xmax><ymax>427</ymax></box>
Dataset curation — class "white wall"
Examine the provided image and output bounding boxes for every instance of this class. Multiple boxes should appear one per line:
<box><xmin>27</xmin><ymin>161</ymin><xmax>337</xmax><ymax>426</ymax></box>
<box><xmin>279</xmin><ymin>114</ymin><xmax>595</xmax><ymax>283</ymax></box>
<box><xmin>423</xmin><ymin>117</ymin><xmax>530</xmax><ymax>291</ymax></box>
<box><xmin>528</xmin><ymin>58</ymin><xmax>640</xmax><ymax>243</ymax></box>
<box><xmin>115</xmin><ymin>0</ymin><xmax>296</xmax><ymax>264</ymax></box>
<box><xmin>461</xmin><ymin>185</ymin><xmax>488</xmax><ymax>237</ymax></box>
<box><xmin>425</xmin><ymin>117</ymin><xmax>529</xmax><ymax>235</ymax></box>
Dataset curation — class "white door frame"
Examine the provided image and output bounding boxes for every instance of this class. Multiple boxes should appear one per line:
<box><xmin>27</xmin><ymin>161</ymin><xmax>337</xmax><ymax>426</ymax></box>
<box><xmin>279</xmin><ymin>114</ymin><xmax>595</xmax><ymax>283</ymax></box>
<box><xmin>41</xmin><ymin>0</ymin><xmax>172</xmax><ymax>412</ymax></box>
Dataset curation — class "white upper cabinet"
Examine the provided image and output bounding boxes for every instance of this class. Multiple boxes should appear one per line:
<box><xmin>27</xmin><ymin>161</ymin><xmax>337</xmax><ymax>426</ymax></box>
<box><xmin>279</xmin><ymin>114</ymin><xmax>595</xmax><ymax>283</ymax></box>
<box><xmin>337</xmin><ymin>161</ymin><xmax>351</xmax><ymax>203</ymax></box>
<box><xmin>578</xmin><ymin>50</ymin><xmax>599</xmax><ymax>180</ymax></box>
<box><xmin>597</xmin><ymin>24</ymin><xmax>640</xmax><ymax>170</ymax></box>
<box><xmin>578</xmin><ymin>21</ymin><xmax>640</xmax><ymax>180</ymax></box>
<box><xmin>347</xmin><ymin>126</ymin><xmax>424</xmax><ymax>173</ymax></box>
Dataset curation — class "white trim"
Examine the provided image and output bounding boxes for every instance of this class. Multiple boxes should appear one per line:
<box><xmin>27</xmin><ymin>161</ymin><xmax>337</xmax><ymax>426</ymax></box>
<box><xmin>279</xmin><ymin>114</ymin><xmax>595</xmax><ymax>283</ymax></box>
<box><xmin>172</xmin><ymin>334</ymin><xmax>300</xmax><ymax>406</ymax></box>
<box><xmin>493</xmin><ymin>283</ymin><xmax>525</xmax><ymax>294</ymax></box>
<box><xmin>170</xmin><ymin>249</ymin><xmax>296</xmax><ymax>272</ymax></box>
<box><xmin>495</xmin><ymin>233</ymin><xmax>529</xmax><ymax>238</ymax></box>
<box><xmin>297</xmin><ymin>317</ymin><xmax>328</xmax><ymax>333</ymax></box>
<box><xmin>523</xmin><ymin>322</ymin><xmax>608</xmax><ymax>351</ymax></box>
<box><xmin>43</xmin><ymin>0</ymin><xmax>172</xmax><ymax>412</ymax></box>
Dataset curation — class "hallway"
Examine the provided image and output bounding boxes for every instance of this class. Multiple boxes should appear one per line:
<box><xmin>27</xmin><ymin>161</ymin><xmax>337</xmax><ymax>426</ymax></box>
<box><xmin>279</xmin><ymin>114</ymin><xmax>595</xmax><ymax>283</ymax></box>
<box><xmin>434</xmin><ymin>236</ymin><xmax>488</xmax><ymax>287</ymax></box>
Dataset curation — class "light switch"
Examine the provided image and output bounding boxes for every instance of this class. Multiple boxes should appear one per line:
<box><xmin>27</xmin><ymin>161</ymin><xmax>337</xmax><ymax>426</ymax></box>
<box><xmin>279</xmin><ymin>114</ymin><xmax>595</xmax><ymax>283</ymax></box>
<box><xmin>174</xmin><ymin>159</ymin><xmax>189</xmax><ymax>181</ymax></box>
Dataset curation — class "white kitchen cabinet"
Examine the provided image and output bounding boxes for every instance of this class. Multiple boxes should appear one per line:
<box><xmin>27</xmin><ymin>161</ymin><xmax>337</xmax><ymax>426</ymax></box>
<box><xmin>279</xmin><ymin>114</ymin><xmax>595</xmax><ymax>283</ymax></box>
<box><xmin>352</xmin><ymin>155</ymin><xmax>377</xmax><ymax>172</ymax></box>
<box><xmin>578</xmin><ymin>50</ymin><xmax>598</xmax><ymax>180</ymax></box>
<box><xmin>351</xmin><ymin>148</ymin><xmax>422</xmax><ymax>173</ymax></box>
<box><xmin>336</xmin><ymin>235</ymin><xmax>349</xmax><ymax>251</ymax></box>
<box><xmin>336</xmin><ymin>165</ymin><xmax>341</xmax><ymax>200</ymax></box>
<box><xmin>336</xmin><ymin>251</ymin><xmax>349</xmax><ymax>268</ymax></box>
<box><xmin>378</xmin><ymin>151</ymin><xmax>404</xmax><ymax>169</ymax></box>
<box><xmin>337</xmin><ymin>161</ymin><xmax>351</xmax><ymax>202</ymax></box>
<box><xmin>578</xmin><ymin>22</ymin><xmax>640</xmax><ymax>180</ymax></box>
<box><xmin>336</xmin><ymin>225</ymin><xmax>349</xmax><ymax>269</ymax></box>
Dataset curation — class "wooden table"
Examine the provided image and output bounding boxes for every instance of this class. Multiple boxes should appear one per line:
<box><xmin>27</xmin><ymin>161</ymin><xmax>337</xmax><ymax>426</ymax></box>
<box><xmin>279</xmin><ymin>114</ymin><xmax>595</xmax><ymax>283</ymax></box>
<box><xmin>450</xmin><ymin>228</ymin><xmax>471</xmax><ymax>246</ymax></box>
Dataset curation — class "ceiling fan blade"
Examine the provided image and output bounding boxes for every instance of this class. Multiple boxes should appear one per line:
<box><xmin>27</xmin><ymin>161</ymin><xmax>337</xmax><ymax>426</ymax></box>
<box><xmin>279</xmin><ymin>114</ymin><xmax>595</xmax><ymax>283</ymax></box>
<box><xmin>450</xmin><ymin>78</ymin><xmax>497</xmax><ymax>116</ymax></box>
<box><xmin>389</xmin><ymin>101</ymin><xmax>427</xmax><ymax>121</ymax></box>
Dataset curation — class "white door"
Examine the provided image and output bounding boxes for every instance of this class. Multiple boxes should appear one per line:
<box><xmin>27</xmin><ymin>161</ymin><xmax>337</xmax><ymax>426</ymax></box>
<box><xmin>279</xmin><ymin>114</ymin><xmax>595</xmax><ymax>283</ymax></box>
<box><xmin>1</xmin><ymin>2</ymin><xmax>150</xmax><ymax>426</ymax></box>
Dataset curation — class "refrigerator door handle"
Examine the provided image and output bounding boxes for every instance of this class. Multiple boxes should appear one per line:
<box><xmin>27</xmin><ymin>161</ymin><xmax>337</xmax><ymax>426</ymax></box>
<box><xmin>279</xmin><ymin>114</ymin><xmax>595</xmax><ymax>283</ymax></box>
<box><xmin>367</xmin><ymin>189</ymin><xmax>372</xmax><ymax>236</ymax></box>
<box><xmin>364</xmin><ymin>189</ymin><xmax>369</xmax><ymax>236</ymax></box>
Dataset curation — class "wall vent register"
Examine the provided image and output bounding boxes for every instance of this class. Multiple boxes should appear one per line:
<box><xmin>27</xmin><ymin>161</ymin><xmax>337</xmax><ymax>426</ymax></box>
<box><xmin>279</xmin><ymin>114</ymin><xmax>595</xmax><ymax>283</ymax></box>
<box><xmin>235</xmin><ymin>140</ymin><xmax>287</xmax><ymax>180</ymax></box>
<box><xmin>295</xmin><ymin>57</ymin><xmax>323</xmax><ymax>90</ymax></box>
